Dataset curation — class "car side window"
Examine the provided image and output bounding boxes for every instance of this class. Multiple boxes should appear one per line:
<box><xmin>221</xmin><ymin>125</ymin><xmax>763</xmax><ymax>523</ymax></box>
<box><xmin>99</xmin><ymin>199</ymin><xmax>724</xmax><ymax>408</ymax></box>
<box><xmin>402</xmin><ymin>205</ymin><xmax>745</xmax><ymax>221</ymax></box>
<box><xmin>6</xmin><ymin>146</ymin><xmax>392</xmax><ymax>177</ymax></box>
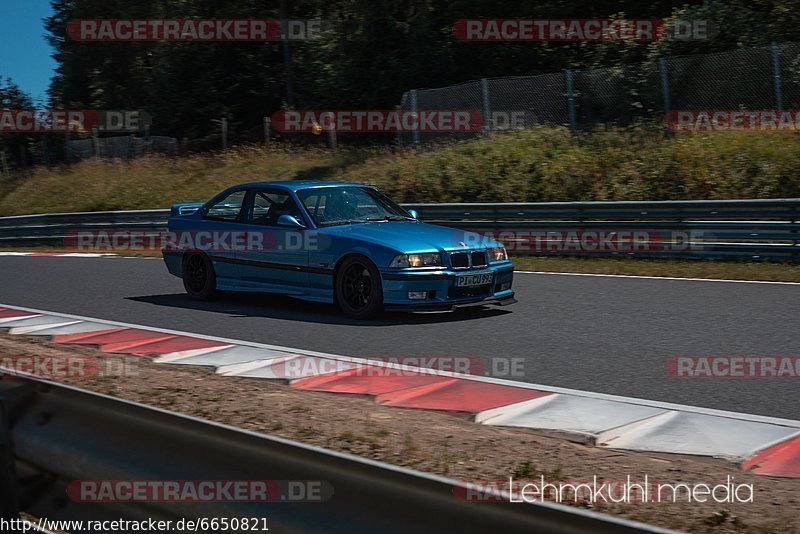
<box><xmin>246</xmin><ymin>190</ymin><xmax>302</xmax><ymax>226</ymax></box>
<box><xmin>203</xmin><ymin>190</ymin><xmax>246</xmax><ymax>222</ymax></box>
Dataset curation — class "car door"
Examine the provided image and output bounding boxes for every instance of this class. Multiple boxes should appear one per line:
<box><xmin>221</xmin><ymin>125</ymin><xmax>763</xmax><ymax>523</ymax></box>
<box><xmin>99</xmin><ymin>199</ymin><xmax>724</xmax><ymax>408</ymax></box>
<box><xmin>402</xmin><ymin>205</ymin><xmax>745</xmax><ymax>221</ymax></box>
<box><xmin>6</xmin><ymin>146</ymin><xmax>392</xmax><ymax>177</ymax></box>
<box><xmin>237</xmin><ymin>188</ymin><xmax>310</xmax><ymax>290</ymax></box>
<box><xmin>197</xmin><ymin>188</ymin><xmax>247</xmax><ymax>282</ymax></box>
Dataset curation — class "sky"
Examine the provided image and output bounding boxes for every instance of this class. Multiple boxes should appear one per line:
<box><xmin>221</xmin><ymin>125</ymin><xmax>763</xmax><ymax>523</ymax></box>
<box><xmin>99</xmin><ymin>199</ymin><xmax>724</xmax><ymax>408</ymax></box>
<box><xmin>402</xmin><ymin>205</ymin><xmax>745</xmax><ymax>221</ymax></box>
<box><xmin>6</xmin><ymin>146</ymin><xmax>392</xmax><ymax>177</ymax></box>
<box><xmin>0</xmin><ymin>0</ymin><xmax>57</xmax><ymax>105</ymax></box>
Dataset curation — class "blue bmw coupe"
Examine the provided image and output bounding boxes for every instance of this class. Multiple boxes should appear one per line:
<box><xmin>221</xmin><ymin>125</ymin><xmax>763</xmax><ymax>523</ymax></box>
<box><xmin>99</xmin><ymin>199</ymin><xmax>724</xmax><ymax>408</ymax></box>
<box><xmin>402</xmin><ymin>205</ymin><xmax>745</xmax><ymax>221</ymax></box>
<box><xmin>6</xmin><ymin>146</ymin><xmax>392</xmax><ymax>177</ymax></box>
<box><xmin>163</xmin><ymin>181</ymin><xmax>516</xmax><ymax>318</ymax></box>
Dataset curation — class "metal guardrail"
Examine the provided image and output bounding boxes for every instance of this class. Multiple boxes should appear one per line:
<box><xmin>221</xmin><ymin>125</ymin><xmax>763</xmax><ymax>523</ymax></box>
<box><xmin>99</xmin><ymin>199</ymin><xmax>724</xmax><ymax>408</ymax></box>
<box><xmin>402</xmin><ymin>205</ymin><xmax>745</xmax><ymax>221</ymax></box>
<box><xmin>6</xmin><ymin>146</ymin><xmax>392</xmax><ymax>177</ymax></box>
<box><xmin>0</xmin><ymin>374</ymin><xmax>668</xmax><ymax>533</ymax></box>
<box><xmin>0</xmin><ymin>199</ymin><xmax>798</xmax><ymax>260</ymax></box>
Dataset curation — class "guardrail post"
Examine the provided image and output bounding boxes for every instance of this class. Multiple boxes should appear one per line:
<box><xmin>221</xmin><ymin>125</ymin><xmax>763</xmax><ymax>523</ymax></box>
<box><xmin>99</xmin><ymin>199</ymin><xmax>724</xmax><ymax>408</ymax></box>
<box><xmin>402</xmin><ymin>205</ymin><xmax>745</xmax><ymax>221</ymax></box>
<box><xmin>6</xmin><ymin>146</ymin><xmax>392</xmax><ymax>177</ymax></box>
<box><xmin>0</xmin><ymin>399</ymin><xmax>19</xmax><ymax>520</ymax></box>
<box><xmin>565</xmin><ymin>70</ymin><xmax>577</xmax><ymax>132</ymax></box>
<box><xmin>792</xmin><ymin>205</ymin><xmax>799</xmax><ymax>262</ymax></box>
<box><xmin>410</xmin><ymin>90</ymin><xmax>420</xmax><ymax>150</ymax></box>
<box><xmin>771</xmin><ymin>42</ymin><xmax>784</xmax><ymax>111</ymax></box>
<box><xmin>481</xmin><ymin>78</ymin><xmax>491</xmax><ymax>134</ymax></box>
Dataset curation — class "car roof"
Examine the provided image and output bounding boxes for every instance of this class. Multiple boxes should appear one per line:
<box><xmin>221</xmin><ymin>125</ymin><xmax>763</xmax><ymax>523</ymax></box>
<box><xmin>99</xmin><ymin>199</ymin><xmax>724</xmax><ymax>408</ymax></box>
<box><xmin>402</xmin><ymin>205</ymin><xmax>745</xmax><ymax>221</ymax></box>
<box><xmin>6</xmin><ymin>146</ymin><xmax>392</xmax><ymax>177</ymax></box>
<box><xmin>233</xmin><ymin>180</ymin><xmax>372</xmax><ymax>192</ymax></box>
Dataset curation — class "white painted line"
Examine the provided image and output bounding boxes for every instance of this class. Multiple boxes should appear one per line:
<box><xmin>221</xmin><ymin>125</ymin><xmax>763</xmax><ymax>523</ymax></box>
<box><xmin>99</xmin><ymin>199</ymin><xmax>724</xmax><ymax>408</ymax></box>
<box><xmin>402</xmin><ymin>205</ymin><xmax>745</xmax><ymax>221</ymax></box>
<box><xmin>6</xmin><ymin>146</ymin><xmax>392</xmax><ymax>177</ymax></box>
<box><xmin>514</xmin><ymin>270</ymin><xmax>800</xmax><ymax>286</ymax></box>
<box><xmin>1</xmin><ymin>302</ymin><xmax>798</xmax><ymax>429</ymax></box>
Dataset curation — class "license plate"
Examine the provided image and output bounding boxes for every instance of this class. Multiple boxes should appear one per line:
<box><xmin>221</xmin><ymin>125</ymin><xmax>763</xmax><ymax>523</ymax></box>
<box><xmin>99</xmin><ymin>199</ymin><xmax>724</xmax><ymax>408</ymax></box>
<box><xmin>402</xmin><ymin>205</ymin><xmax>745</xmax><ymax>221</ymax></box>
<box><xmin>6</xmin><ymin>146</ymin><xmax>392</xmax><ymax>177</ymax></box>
<box><xmin>456</xmin><ymin>272</ymin><xmax>493</xmax><ymax>287</ymax></box>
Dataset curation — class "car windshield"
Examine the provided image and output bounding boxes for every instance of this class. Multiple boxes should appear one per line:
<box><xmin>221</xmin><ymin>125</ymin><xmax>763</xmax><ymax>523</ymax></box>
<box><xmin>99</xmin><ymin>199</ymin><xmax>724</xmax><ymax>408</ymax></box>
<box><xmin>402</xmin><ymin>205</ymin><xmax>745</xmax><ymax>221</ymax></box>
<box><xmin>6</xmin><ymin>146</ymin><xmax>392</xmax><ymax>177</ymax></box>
<box><xmin>297</xmin><ymin>186</ymin><xmax>413</xmax><ymax>227</ymax></box>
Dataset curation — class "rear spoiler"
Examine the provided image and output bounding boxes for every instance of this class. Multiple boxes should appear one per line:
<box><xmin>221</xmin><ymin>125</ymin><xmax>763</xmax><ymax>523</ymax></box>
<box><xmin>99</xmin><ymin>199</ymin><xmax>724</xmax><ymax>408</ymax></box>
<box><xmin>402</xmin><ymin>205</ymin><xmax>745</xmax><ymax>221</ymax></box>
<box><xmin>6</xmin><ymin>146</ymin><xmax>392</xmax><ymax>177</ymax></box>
<box><xmin>170</xmin><ymin>203</ymin><xmax>204</xmax><ymax>217</ymax></box>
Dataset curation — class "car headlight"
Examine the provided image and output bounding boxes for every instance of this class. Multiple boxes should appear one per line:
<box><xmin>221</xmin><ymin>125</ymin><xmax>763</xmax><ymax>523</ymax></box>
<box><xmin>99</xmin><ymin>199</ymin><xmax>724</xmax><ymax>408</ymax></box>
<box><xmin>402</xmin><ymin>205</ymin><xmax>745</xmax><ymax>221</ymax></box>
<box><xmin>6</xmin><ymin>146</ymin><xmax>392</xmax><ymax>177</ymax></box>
<box><xmin>490</xmin><ymin>247</ymin><xmax>508</xmax><ymax>261</ymax></box>
<box><xmin>389</xmin><ymin>253</ymin><xmax>442</xmax><ymax>268</ymax></box>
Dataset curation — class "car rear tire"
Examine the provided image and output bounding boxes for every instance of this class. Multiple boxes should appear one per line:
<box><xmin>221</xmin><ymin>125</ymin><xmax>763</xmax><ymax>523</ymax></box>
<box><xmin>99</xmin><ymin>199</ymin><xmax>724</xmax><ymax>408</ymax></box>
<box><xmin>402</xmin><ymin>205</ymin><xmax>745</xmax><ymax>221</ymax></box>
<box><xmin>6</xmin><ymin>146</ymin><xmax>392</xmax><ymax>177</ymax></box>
<box><xmin>183</xmin><ymin>252</ymin><xmax>217</xmax><ymax>301</ymax></box>
<box><xmin>335</xmin><ymin>256</ymin><xmax>383</xmax><ymax>319</ymax></box>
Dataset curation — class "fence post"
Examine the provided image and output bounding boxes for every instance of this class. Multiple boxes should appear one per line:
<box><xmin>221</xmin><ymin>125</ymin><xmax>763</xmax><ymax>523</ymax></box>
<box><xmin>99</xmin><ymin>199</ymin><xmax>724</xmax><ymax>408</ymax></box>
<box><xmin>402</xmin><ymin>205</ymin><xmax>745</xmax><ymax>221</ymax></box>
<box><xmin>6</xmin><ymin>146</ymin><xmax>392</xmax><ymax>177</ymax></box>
<box><xmin>658</xmin><ymin>58</ymin><xmax>672</xmax><ymax>116</ymax></box>
<box><xmin>410</xmin><ymin>89</ymin><xmax>420</xmax><ymax>150</ymax></box>
<box><xmin>565</xmin><ymin>70</ymin><xmax>577</xmax><ymax>132</ymax></box>
<box><xmin>42</xmin><ymin>135</ymin><xmax>49</xmax><ymax>165</ymax></box>
<box><xmin>771</xmin><ymin>42</ymin><xmax>784</xmax><ymax>111</ymax></box>
<box><xmin>481</xmin><ymin>78</ymin><xmax>492</xmax><ymax>133</ymax></box>
<box><xmin>394</xmin><ymin>105</ymin><xmax>402</xmax><ymax>147</ymax></box>
<box><xmin>92</xmin><ymin>128</ymin><xmax>99</xmax><ymax>157</ymax></box>
<box><xmin>63</xmin><ymin>131</ymin><xmax>69</xmax><ymax>163</ymax></box>
<box><xmin>324</xmin><ymin>113</ymin><xmax>337</xmax><ymax>150</ymax></box>
<box><xmin>263</xmin><ymin>117</ymin><xmax>271</xmax><ymax>146</ymax></box>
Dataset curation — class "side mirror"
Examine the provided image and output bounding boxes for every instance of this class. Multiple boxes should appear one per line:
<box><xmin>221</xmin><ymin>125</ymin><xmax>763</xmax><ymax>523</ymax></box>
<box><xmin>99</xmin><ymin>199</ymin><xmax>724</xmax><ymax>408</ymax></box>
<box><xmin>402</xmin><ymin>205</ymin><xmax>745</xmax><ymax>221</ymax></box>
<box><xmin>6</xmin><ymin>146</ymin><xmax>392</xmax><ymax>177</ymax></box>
<box><xmin>277</xmin><ymin>214</ymin><xmax>306</xmax><ymax>229</ymax></box>
<box><xmin>407</xmin><ymin>209</ymin><xmax>419</xmax><ymax>220</ymax></box>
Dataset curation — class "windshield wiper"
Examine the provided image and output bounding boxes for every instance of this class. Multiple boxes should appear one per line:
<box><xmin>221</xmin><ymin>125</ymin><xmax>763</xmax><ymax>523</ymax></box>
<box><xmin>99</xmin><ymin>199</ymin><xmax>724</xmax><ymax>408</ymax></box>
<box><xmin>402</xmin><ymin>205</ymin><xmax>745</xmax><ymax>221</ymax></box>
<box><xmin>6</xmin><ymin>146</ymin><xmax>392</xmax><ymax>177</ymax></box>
<box><xmin>322</xmin><ymin>219</ymin><xmax>371</xmax><ymax>227</ymax></box>
<box><xmin>363</xmin><ymin>215</ymin><xmax>414</xmax><ymax>222</ymax></box>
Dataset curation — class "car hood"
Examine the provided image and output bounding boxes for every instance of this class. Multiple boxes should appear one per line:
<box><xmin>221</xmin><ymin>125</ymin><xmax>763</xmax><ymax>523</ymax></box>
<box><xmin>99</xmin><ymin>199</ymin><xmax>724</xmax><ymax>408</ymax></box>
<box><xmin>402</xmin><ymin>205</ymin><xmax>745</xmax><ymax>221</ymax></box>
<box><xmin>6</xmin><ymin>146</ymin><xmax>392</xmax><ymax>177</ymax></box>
<box><xmin>316</xmin><ymin>221</ymin><xmax>500</xmax><ymax>253</ymax></box>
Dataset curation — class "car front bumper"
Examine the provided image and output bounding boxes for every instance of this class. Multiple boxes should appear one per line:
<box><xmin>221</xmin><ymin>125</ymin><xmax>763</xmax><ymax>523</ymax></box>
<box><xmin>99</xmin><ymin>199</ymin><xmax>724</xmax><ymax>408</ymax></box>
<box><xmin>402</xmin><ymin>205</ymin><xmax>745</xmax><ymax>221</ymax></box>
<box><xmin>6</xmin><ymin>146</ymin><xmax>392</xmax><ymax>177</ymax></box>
<box><xmin>380</xmin><ymin>263</ymin><xmax>515</xmax><ymax>311</ymax></box>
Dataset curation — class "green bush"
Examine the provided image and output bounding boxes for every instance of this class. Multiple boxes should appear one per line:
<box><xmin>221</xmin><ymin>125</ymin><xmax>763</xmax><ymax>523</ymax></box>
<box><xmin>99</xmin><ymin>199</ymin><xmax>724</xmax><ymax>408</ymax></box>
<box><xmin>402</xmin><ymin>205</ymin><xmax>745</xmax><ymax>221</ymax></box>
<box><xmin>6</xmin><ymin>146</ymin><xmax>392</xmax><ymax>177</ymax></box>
<box><xmin>1</xmin><ymin>126</ymin><xmax>798</xmax><ymax>215</ymax></box>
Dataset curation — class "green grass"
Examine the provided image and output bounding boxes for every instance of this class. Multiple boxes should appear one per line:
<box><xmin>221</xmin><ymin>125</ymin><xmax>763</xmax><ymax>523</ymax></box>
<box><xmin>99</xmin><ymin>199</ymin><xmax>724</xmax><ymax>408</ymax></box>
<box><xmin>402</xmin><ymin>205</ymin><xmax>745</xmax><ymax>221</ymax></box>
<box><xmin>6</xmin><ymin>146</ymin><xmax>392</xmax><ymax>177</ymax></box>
<box><xmin>2</xmin><ymin>126</ymin><xmax>800</xmax><ymax>215</ymax></box>
<box><xmin>511</xmin><ymin>256</ymin><xmax>800</xmax><ymax>282</ymax></box>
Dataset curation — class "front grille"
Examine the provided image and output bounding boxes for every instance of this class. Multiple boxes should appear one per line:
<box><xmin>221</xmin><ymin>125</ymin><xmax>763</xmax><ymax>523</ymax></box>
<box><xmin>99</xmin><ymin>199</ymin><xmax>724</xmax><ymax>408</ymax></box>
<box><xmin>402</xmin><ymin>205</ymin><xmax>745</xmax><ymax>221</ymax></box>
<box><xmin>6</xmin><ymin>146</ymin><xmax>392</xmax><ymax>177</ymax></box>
<box><xmin>450</xmin><ymin>252</ymin><xmax>470</xmax><ymax>269</ymax></box>
<box><xmin>449</xmin><ymin>250</ymin><xmax>488</xmax><ymax>269</ymax></box>
<box><xmin>471</xmin><ymin>251</ymin><xmax>488</xmax><ymax>267</ymax></box>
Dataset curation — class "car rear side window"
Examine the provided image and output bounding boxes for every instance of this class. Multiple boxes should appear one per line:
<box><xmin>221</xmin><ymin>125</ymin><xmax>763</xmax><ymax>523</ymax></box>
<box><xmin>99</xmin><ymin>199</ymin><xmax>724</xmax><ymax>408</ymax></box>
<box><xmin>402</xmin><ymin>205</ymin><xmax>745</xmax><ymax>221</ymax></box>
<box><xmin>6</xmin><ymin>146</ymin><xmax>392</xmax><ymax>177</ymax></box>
<box><xmin>203</xmin><ymin>190</ymin><xmax>246</xmax><ymax>222</ymax></box>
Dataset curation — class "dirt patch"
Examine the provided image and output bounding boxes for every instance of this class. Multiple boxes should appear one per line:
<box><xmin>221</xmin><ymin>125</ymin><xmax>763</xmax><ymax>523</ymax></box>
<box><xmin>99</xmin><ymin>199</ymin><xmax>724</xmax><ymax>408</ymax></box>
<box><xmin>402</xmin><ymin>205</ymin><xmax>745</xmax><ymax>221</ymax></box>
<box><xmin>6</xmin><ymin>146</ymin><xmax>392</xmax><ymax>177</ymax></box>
<box><xmin>1</xmin><ymin>333</ymin><xmax>798</xmax><ymax>533</ymax></box>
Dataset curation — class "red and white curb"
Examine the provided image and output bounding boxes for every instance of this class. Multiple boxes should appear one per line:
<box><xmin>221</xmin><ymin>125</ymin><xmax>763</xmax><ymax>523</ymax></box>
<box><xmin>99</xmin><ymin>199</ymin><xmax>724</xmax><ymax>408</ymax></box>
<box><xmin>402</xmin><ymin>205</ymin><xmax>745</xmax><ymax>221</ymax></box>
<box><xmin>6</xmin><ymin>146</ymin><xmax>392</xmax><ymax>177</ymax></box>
<box><xmin>1</xmin><ymin>303</ymin><xmax>798</xmax><ymax>478</ymax></box>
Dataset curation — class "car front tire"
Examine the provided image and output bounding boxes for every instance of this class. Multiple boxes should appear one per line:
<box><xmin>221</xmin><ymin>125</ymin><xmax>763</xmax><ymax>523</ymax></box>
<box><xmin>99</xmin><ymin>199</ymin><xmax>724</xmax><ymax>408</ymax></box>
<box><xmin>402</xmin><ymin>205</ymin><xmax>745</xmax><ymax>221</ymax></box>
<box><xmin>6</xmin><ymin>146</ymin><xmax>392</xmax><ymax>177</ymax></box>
<box><xmin>182</xmin><ymin>252</ymin><xmax>217</xmax><ymax>301</ymax></box>
<box><xmin>335</xmin><ymin>256</ymin><xmax>383</xmax><ymax>319</ymax></box>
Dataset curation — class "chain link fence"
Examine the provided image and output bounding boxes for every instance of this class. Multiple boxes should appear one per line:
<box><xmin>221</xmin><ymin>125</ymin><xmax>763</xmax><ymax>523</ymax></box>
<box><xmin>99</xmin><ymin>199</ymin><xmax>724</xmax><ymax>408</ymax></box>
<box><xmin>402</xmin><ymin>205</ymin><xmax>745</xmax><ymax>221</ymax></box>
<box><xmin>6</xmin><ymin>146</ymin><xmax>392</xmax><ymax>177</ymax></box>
<box><xmin>398</xmin><ymin>41</ymin><xmax>800</xmax><ymax>147</ymax></box>
<box><xmin>65</xmin><ymin>135</ymin><xmax>179</xmax><ymax>162</ymax></box>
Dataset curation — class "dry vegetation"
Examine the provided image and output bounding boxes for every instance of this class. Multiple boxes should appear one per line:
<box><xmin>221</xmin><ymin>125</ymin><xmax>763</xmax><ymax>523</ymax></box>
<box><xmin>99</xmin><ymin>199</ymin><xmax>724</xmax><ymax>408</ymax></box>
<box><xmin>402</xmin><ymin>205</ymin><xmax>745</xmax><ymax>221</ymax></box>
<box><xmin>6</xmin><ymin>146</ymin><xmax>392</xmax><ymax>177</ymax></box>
<box><xmin>2</xmin><ymin>127</ymin><xmax>800</xmax><ymax>215</ymax></box>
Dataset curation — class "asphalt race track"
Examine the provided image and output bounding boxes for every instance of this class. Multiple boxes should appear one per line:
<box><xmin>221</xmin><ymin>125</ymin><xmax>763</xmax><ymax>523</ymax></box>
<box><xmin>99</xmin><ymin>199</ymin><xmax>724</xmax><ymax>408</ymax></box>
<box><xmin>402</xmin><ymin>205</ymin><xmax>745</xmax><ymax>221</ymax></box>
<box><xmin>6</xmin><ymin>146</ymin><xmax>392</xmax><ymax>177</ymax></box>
<box><xmin>1</xmin><ymin>256</ymin><xmax>798</xmax><ymax>419</ymax></box>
